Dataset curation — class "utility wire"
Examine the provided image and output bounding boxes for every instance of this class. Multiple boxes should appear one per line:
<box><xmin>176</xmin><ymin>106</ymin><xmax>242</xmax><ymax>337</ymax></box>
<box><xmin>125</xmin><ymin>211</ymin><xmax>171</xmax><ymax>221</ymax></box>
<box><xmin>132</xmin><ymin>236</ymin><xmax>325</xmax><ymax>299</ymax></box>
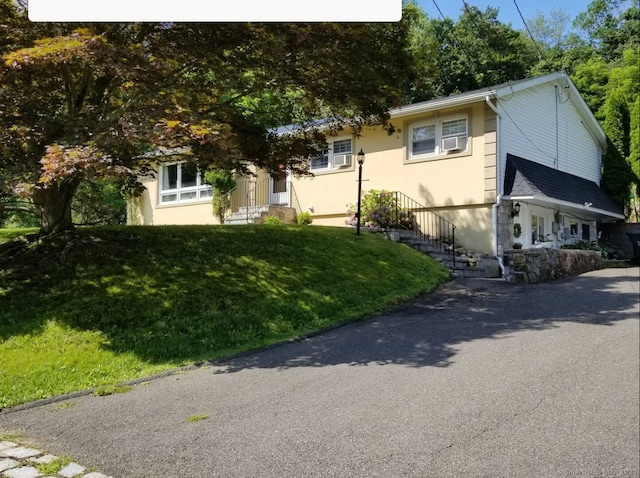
<box><xmin>432</xmin><ymin>0</ymin><xmax>558</xmax><ymax>164</ymax></box>
<box><xmin>513</xmin><ymin>0</ymin><xmax>544</xmax><ymax>61</ymax></box>
<box><xmin>430</xmin><ymin>0</ymin><xmax>446</xmax><ymax>20</ymax></box>
<box><xmin>491</xmin><ymin>90</ymin><xmax>557</xmax><ymax>162</ymax></box>
<box><xmin>431</xmin><ymin>0</ymin><xmax>477</xmax><ymax>85</ymax></box>
<box><xmin>464</xmin><ymin>0</ymin><xmax>555</xmax><ymax>162</ymax></box>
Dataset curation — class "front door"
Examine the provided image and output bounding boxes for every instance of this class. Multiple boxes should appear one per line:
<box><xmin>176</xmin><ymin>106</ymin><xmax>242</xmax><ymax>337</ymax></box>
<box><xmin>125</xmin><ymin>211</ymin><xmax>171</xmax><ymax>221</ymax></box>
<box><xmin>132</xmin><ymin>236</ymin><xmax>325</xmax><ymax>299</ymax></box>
<box><xmin>269</xmin><ymin>171</ymin><xmax>290</xmax><ymax>206</ymax></box>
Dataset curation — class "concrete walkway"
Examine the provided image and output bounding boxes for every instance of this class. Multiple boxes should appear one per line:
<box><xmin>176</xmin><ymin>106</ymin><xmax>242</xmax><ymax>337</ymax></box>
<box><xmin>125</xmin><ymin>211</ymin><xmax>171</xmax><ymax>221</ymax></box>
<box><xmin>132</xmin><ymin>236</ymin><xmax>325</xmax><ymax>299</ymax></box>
<box><xmin>1</xmin><ymin>267</ymin><xmax>638</xmax><ymax>478</ymax></box>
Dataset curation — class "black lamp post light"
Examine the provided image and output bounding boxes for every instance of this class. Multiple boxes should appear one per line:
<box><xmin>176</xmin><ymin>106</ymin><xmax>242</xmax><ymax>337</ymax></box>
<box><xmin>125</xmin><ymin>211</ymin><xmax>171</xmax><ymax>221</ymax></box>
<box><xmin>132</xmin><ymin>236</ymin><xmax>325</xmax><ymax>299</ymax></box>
<box><xmin>356</xmin><ymin>148</ymin><xmax>365</xmax><ymax>235</ymax></box>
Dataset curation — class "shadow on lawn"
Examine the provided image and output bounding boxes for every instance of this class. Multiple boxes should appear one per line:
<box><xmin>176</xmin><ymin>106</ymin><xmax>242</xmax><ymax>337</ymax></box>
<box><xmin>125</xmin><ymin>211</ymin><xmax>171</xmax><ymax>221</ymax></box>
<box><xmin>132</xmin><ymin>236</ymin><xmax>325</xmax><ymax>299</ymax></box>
<box><xmin>0</xmin><ymin>226</ymin><xmax>448</xmax><ymax>365</ymax></box>
<box><xmin>1</xmin><ymin>227</ymin><xmax>637</xmax><ymax>373</ymax></box>
<box><xmin>212</xmin><ymin>268</ymin><xmax>640</xmax><ymax>373</ymax></box>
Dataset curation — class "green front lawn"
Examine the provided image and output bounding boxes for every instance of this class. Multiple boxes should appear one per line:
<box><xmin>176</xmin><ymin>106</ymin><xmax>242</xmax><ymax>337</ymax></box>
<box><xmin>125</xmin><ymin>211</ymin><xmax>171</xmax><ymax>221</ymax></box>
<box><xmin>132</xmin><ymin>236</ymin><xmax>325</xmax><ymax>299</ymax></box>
<box><xmin>0</xmin><ymin>225</ymin><xmax>450</xmax><ymax>408</ymax></box>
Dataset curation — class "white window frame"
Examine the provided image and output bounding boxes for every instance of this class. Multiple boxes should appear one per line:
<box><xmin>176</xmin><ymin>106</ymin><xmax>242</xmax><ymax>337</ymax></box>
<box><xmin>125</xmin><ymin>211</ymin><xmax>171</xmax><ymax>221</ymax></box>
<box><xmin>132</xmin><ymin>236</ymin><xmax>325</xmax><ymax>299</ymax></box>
<box><xmin>561</xmin><ymin>215</ymin><xmax>595</xmax><ymax>244</ymax></box>
<box><xmin>158</xmin><ymin>162</ymin><xmax>213</xmax><ymax>205</ymax></box>
<box><xmin>408</xmin><ymin>114</ymin><xmax>469</xmax><ymax>160</ymax></box>
<box><xmin>309</xmin><ymin>137</ymin><xmax>353</xmax><ymax>172</ymax></box>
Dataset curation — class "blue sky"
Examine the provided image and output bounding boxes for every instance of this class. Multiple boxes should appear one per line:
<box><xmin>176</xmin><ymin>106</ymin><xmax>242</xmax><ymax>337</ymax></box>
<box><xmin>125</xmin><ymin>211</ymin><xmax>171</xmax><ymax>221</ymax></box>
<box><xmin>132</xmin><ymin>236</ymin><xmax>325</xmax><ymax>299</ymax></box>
<box><xmin>414</xmin><ymin>0</ymin><xmax>594</xmax><ymax>27</ymax></box>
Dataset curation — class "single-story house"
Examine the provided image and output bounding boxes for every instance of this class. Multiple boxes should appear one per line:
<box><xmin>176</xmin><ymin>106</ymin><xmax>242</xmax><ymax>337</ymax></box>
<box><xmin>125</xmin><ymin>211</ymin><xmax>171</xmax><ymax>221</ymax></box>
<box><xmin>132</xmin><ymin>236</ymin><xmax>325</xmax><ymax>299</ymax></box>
<box><xmin>128</xmin><ymin>71</ymin><xmax>623</xmax><ymax>261</ymax></box>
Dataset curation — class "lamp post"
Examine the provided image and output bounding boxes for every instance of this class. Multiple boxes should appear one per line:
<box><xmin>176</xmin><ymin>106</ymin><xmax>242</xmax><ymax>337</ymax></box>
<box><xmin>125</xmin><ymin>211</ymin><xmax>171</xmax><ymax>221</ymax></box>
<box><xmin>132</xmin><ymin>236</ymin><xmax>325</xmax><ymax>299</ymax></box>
<box><xmin>356</xmin><ymin>148</ymin><xmax>365</xmax><ymax>236</ymax></box>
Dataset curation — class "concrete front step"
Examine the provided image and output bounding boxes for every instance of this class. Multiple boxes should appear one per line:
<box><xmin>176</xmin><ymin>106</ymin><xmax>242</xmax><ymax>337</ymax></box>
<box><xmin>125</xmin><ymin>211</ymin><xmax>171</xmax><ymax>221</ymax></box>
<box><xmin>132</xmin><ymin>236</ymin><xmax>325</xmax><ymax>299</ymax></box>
<box><xmin>225</xmin><ymin>205</ymin><xmax>296</xmax><ymax>225</ymax></box>
<box><xmin>397</xmin><ymin>236</ymin><xmax>488</xmax><ymax>279</ymax></box>
<box><xmin>379</xmin><ymin>227</ymin><xmax>501</xmax><ymax>278</ymax></box>
<box><xmin>450</xmin><ymin>266</ymin><xmax>487</xmax><ymax>279</ymax></box>
<box><xmin>224</xmin><ymin>217</ymin><xmax>255</xmax><ymax>225</ymax></box>
<box><xmin>236</xmin><ymin>205</ymin><xmax>269</xmax><ymax>215</ymax></box>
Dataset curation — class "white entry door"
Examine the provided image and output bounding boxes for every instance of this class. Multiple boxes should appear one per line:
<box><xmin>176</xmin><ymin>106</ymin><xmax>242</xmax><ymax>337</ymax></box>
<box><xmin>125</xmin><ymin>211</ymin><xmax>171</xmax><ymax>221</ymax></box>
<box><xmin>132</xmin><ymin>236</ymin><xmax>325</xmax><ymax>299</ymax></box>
<box><xmin>269</xmin><ymin>171</ymin><xmax>290</xmax><ymax>206</ymax></box>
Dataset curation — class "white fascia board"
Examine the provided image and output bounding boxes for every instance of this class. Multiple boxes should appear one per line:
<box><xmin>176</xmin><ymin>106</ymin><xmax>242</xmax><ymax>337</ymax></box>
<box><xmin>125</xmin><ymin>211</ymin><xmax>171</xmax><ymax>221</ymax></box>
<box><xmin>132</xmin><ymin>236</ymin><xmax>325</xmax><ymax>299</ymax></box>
<box><xmin>392</xmin><ymin>73</ymin><xmax>565</xmax><ymax>120</ymax></box>
<box><xmin>493</xmin><ymin>72</ymin><xmax>565</xmax><ymax>97</ymax></box>
<box><xmin>390</xmin><ymin>91</ymin><xmax>490</xmax><ymax>119</ymax></box>
<box><xmin>503</xmin><ymin>195</ymin><xmax>625</xmax><ymax>220</ymax></box>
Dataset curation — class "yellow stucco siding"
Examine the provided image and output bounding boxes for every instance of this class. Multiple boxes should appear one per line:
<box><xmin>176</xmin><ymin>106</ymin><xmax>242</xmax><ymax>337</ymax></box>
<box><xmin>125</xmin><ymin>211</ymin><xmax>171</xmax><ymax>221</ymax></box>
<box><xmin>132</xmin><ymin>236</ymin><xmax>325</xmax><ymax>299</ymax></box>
<box><xmin>294</xmin><ymin>102</ymin><xmax>488</xmax><ymax>211</ymax></box>
<box><xmin>152</xmin><ymin>202</ymin><xmax>218</xmax><ymax>225</ymax></box>
<box><xmin>131</xmin><ymin>99</ymin><xmax>497</xmax><ymax>253</ymax></box>
<box><xmin>129</xmin><ymin>174</ymin><xmax>219</xmax><ymax>225</ymax></box>
<box><xmin>429</xmin><ymin>206</ymin><xmax>494</xmax><ymax>255</ymax></box>
<box><xmin>292</xmin><ymin>101</ymin><xmax>493</xmax><ymax>248</ymax></box>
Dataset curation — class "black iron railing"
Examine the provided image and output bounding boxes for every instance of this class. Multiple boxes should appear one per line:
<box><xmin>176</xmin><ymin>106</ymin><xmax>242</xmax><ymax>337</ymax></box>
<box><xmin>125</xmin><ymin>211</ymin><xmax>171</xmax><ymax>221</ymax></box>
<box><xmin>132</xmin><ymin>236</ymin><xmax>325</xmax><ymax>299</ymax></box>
<box><xmin>376</xmin><ymin>191</ymin><xmax>457</xmax><ymax>267</ymax></box>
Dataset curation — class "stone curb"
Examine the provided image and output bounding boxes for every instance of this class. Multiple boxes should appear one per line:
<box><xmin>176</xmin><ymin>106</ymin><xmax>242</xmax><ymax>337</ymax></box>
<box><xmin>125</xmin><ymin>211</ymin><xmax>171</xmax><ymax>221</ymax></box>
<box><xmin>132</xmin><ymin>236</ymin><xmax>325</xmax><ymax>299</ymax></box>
<box><xmin>0</xmin><ymin>441</ymin><xmax>111</xmax><ymax>478</ymax></box>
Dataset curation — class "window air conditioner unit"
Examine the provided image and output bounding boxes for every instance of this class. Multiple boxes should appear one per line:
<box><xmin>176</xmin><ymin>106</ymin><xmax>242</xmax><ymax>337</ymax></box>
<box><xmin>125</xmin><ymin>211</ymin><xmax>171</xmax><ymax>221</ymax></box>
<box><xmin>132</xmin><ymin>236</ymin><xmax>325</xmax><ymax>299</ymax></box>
<box><xmin>333</xmin><ymin>154</ymin><xmax>352</xmax><ymax>167</ymax></box>
<box><xmin>441</xmin><ymin>136</ymin><xmax>461</xmax><ymax>152</ymax></box>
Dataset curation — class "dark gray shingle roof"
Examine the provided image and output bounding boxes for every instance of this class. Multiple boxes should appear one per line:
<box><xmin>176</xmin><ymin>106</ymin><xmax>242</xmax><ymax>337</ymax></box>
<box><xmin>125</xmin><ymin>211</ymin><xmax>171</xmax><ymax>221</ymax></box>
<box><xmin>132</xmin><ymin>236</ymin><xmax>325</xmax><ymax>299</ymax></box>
<box><xmin>504</xmin><ymin>154</ymin><xmax>622</xmax><ymax>216</ymax></box>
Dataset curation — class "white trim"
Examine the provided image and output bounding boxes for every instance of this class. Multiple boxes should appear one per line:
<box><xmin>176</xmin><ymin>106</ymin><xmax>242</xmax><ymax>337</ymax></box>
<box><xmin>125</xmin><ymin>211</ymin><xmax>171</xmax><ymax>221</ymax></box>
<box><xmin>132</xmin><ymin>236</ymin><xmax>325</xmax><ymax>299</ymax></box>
<box><xmin>391</xmin><ymin>72</ymin><xmax>607</xmax><ymax>152</ymax></box>
<box><xmin>309</xmin><ymin>136</ymin><xmax>353</xmax><ymax>172</ymax></box>
<box><xmin>408</xmin><ymin>115</ymin><xmax>469</xmax><ymax>160</ymax></box>
<box><xmin>158</xmin><ymin>162</ymin><xmax>213</xmax><ymax>206</ymax></box>
<box><xmin>504</xmin><ymin>194</ymin><xmax>625</xmax><ymax>220</ymax></box>
<box><xmin>391</xmin><ymin>92</ymin><xmax>488</xmax><ymax>119</ymax></box>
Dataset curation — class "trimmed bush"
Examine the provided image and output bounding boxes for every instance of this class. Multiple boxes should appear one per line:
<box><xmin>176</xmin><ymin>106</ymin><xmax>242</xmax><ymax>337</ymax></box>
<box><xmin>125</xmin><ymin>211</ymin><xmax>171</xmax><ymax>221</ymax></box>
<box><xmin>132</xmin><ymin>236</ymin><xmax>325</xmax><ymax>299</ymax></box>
<box><xmin>263</xmin><ymin>215</ymin><xmax>282</xmax><ymax>225</ymax></box>
<box><xmin>297</xmin><ymin>212</ymin><xmax>313</xmax><ymax>225</ymax></box>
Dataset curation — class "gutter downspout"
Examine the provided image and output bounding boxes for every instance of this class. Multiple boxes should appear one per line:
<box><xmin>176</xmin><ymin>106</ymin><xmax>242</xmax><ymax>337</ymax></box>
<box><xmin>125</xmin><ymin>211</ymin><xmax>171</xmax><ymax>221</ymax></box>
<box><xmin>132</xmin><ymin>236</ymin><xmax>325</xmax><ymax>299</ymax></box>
<box><xmin>486</xmin><ymin>95</ymin><xmax>506</xmax><ymax>278</ymax></box>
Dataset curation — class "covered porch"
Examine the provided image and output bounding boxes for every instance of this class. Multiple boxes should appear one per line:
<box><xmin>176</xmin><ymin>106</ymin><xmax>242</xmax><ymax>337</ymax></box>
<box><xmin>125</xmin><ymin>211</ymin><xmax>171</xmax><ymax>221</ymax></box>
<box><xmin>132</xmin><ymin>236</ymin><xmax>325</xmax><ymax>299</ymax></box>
<box><xmin>500</xmin><ymin>154</ymin><xmax>624</xmax><ymax>252</ymax></box>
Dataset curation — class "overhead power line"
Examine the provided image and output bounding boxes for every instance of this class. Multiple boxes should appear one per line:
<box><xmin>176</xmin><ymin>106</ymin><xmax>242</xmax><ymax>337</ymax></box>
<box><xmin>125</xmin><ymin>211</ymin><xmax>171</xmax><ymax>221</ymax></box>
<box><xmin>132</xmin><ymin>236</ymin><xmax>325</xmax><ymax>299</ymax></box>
<box><xmin>430</xmin><ymin>0</ymin><xmax>446</xmax><ymax>20</ymax></box>
<box><xmin>513</xmin><ymin>0</ymin><xmax>544</xmax><ymax>61</ymax></box>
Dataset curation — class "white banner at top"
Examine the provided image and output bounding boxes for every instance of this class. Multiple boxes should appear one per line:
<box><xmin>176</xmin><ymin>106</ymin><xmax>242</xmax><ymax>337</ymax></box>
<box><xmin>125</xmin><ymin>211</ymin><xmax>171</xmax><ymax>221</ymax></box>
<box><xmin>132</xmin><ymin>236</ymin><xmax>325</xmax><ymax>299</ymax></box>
<box><xmin>29</xmin><ymin>0</ymin><xmax>402</xmax><ymax>22</ymax></box>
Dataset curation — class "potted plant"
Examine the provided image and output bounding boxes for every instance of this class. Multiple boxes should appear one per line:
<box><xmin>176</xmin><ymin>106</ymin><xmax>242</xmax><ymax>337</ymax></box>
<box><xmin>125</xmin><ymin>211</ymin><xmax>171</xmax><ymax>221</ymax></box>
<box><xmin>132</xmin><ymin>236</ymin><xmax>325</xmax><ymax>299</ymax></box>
<box><xmin>512</xmin><ymin>242</ymin><xmax>523</xmax><ymax>250</ymax></box>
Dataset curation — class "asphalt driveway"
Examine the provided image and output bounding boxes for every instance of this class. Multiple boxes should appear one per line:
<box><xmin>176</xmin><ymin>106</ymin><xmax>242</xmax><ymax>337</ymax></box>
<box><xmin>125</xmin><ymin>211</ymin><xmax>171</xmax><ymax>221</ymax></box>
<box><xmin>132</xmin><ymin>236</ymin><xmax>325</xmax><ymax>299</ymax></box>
<box><xmin>1</xmin><ymin>267</ymin><xmax>639</xmax><ymax>477</ymax></box>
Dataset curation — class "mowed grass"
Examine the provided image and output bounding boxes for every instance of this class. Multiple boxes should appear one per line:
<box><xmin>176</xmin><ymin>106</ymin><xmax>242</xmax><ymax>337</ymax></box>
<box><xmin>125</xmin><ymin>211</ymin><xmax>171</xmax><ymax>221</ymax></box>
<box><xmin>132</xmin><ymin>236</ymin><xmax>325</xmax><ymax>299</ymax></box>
<box><xmin>0</xmin><ymin>225</ymin><xmax>450</xmax><ymax>408</ymax></box>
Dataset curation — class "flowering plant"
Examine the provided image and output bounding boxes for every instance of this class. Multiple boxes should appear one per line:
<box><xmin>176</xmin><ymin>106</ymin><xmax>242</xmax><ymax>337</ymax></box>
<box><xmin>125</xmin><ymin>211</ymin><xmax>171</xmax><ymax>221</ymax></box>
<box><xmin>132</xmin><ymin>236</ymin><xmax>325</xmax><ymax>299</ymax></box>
<box><xmin>346</xmin><ymin>190</ymin><xmax>416</xmax><ymax>230</ymax></box>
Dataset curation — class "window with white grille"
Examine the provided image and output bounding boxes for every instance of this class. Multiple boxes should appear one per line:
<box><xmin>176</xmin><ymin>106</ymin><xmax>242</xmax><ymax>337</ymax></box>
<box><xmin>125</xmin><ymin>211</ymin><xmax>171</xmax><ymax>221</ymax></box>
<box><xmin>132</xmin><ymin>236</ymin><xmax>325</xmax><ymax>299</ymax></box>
<box><xmin>409</xmin><ymin>115</ymin><xmax>468</xmax><ymax>159</ymax></box>
<box><xmin>159</xmin><ymin>162</ymin><xmax>212</xmax><ymax>205</ymax></box>
<box><xmin>310</xmin><ymin>137</ymin><xmax>353</xmax><ymax>171</ymax></box>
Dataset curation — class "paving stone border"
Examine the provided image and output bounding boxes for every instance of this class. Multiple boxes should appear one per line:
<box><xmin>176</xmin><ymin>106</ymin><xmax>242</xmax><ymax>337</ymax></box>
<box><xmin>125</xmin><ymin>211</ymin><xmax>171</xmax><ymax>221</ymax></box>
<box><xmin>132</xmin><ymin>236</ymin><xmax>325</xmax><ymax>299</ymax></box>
<box><xmin>0</xmin><ymin>442</ymin><xmax>112</xmax><ymax>478</ymax></box>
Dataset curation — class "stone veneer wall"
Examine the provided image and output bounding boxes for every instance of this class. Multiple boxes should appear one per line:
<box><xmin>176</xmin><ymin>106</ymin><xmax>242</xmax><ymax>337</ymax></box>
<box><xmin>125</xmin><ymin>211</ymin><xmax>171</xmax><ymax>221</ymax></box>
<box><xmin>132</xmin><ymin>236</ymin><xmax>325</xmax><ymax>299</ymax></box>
<box><xmin>252</xmin><ymin>206</ymin><xmax>297</xmax><ymax>224</ymax></box>
<box><xmin>496</xmin><ymin>201</ymin><xmax>515</xmax><ymax>256</ymax></box>
<box><xmin>504</xmin><ymin>249</ymin><xmax>603</xmax><ymax>284</ymax></box>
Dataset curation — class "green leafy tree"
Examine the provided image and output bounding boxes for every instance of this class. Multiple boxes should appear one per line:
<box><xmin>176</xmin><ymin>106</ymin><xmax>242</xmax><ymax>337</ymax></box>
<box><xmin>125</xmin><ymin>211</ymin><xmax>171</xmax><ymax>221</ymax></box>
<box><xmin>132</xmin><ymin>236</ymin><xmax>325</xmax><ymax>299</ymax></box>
<box><xmin>71</xmin><ymin>179</ymin><xmax>127</xmax><ymax>226</ymax></box>
<box><xmin>630</xmin><ymin>96</ymin><xmax>640</xmax><ymax>182</ymax></box>
<box><xmin>601</xmin><ymin>137</ymin><xmax>635</xmax><ymax>212</ymax></box>
<box><xmin>603</xmin><ymin>89</ymin><xmax>631</xmax><ymax>159</ymax></box>
<box><xmin>527</xmin><ymin>8</ymin><xmax>573</xmax><ymax>51</ymax></box>
<box><xmin>0</xmin><ymin>1</ymin><xmax>414</xmax><ymax>236</ymax></box>
<box><xmin>574</xmin><ymin>0</ymin><xmax>637</xmax><ymax>61</ymax></box>
<box><xmin>407</xmin><ymin>5</ymin><xmax>537</xmax><ymax>99</ymax></box>
<box><xmin>203</xmin><ymin>169</ymin><xmax>237</xmax><ymax>223</ymax></box>
<box><xmin>572</xmin><ymin>56</ymin><xmax>611</xmax><ymax>119</ymax></box>
<box><xmin>524</xmin><ymin>8</ymin><xmax>596</xmax><ymax>76</ymax></box>
<box><xmin>401</xmin><ymin>1</ymin><xmax>439</xmax><ymax>103</ymax></box>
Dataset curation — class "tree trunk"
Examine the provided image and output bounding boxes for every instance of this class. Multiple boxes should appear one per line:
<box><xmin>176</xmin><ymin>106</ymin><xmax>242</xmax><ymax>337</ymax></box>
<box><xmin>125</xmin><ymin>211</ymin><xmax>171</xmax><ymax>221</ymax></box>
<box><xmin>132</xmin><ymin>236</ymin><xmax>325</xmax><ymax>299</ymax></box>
<box><xmin>32</xmin><ymin>181</ymin><xmax>79</xmax><ymax>235</ymax></box>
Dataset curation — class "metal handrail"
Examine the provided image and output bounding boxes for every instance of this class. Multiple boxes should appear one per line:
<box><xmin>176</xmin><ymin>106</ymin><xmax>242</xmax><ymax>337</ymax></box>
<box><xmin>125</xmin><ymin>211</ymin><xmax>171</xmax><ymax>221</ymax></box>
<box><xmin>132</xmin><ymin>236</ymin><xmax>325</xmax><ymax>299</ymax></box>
<box><xmin>377</xmin><ymin>191</ymin><xmax>457</xmax><ymax>267</ymax></box>
<box><xmin>225</xmin><ymin>175</ymin><xmax>299</xmax><ymax>222</ymax></box>
<box><xmin>228</xmin><ymin>177</ymin><xmax>269</xmax><ymax>222</ymax></box>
